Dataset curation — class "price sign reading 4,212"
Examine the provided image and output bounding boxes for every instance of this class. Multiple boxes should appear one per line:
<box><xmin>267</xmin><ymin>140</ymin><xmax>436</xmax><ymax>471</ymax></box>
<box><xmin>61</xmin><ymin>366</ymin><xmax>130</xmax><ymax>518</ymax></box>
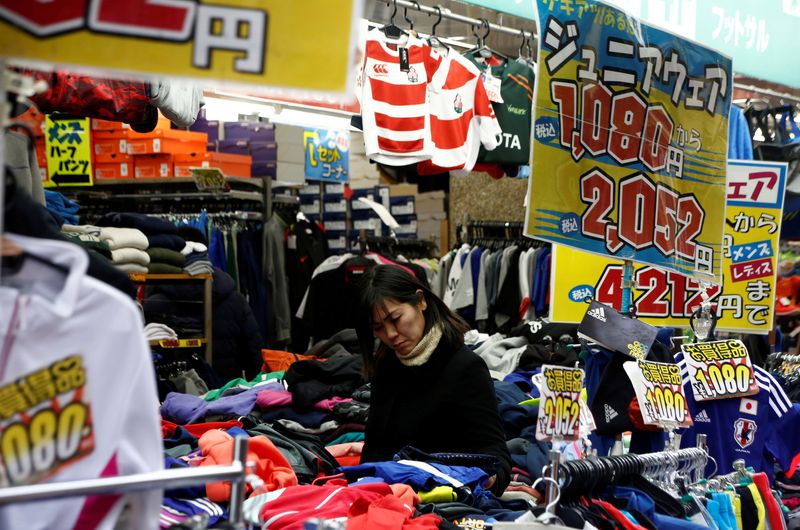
<box><xmin>526</xmin><ymin>0</ymin><xmax>731</xmax><ymax>283</ymax></box>
<box><xmin>681</xmin><ymin>340</ymin><xmax>759</xmax><ymax>402</ymax></box>
<box><xmin>624</xmin><ymin>360</ymin><xmax>692</xmax><ymax>428</ymax></box>
<box><xmin>536</xmin><ymin>365</ymin><xmax>585</xmax><ymax>442</ymax></box>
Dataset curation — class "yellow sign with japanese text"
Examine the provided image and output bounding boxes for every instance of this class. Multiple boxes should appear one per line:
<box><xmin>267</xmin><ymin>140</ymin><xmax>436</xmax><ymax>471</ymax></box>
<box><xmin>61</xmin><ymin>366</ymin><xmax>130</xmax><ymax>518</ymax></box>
<box><xmin>526</xmin><ymin>0</ymin><xmax>731</xmax><ymax>282</ymax></box>
<box><xmin>0</xmin><ymin>1</ymin><xmax>362</xmax><ymax>97</ymax></box>
<box><xmin>44</xmin><ymin>115</ymin><xmax>93</xmax><ymax>187</ymax></box>
<box><xmin>550</xmin><ymin>161</ymin><xmax>788</xmax><ymax>334</ymax></box>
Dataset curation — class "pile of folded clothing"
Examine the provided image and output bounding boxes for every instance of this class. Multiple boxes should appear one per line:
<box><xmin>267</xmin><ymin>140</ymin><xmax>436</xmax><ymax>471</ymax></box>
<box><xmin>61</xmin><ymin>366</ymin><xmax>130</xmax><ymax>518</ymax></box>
<box><xmin>177</xmin><ymin>226</ymin><xmax>214</xmax><ymax>276</ymax></box>
<box><xmin>44</xmin><ymin>190</ymin><xmax>80</xmax><ymax>225</ymax></box>
<box><xmin>144</xmin><ymin>322</ymin><xmax>179</xmax><ymax>341</ymax></box>
<box><xmin>63</xmin><ymin>224</ymin><xmax>150</xmax><ymax>273</ymax></box>
<box><xmin>97</xmin><ymin>213</ymin><xmax>189</xmax><ymax>274</ymax></box>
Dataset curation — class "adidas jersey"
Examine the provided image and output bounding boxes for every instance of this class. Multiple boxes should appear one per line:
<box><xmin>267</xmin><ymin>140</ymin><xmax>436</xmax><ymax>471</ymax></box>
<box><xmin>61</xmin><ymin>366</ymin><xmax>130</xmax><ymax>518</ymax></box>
<box><xmin>357</xmin><ymin>28</ymin><xmax>443</xmax><ymax>165</ymax></box>
<box><xmin>418</xmin><ymin>50</ymin><xmax>502</xmax><ymax>175</ymax></box>
<box><xmin>466</xmin><ymin>55</ymin><xmax>534</xmax><ymax>165</ymax></box>
<box><xmin>675</xmin><ymin>352</ymin><xmax>800</xmax><ymax>480</ymax></box>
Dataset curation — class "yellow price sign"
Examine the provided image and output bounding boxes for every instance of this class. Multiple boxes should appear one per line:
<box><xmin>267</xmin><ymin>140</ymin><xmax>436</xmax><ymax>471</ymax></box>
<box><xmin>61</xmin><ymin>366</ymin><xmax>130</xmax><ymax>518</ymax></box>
<box><xmin>44</xmin><ymin>115</ymin><xmax>93</xmax><ymax>187</ymax></box>
<box><xmin>0</xmin><ymin>1</ymin><xmax>361</xmax><ymax>96</ymax></box>
<box><xmin>536</xmin><ymin>365</ymin><xmax>584</xmax><ymax>442</ymax></box>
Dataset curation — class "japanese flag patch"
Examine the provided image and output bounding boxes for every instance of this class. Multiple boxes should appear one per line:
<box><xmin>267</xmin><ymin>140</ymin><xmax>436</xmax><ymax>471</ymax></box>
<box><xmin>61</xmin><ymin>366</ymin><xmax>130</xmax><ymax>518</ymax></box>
<box><xmin>739</xmin><ymin>398</ymin><xmax>758</xmax><ymax>416</ymax></box>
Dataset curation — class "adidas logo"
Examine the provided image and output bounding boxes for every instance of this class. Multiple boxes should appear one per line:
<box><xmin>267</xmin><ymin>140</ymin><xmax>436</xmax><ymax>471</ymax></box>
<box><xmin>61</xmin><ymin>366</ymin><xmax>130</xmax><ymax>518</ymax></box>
<box><xmin>695</xmin><ymin>410</ymin><xmax>711</xmax><ymax>423</ymax></box>
<box><xmin>604</xmin><ymin>404</ymin><xmax>619</xmax><ymax>423</ymax></box>
<box><xmin>588</xmin><ymin>307</ymin><xmax>607</xmax><ymax>322</ymax></box>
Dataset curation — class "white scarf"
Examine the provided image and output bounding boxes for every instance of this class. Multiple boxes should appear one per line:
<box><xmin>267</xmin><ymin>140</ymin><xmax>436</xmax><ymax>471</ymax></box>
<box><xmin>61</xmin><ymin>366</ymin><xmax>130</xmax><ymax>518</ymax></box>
<box><xmin>397</xmin><ymin>324</ymin><xmax>443</xmax><ymax>367</ymax></box>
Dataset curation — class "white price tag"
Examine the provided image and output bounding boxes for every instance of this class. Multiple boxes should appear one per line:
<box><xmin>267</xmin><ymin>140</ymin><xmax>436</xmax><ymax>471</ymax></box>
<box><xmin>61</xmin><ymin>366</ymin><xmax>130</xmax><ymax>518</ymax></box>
<box><xmin>482</xmin><ymin>70</ymin><xmax>503</xmax><ymax>104</ymax></box>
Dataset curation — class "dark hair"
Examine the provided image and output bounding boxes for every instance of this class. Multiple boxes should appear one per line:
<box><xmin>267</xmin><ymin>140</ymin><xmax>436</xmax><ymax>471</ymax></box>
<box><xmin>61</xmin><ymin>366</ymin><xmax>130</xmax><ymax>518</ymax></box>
<box><xmin>355</xmin><ymin>264</ymin><xmax>469</xmax><ymax>378</ymax></box>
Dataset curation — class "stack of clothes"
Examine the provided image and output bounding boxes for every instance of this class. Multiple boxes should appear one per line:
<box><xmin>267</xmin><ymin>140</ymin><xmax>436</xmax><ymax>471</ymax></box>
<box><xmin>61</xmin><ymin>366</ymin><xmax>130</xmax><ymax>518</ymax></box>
<box><xmin>179</xmin><ymin>232</ymin><xmax>214</xmax><ymax>276</ymax></box>
<box><xmin>97</xmin><ymin>213</ymin><xmax>188</xmax><ymax>274</ymax></box>
<box><xmin>145</xmin><ymin>323</ymin><xmax>179</xmax><ymax>341</ymax></box>
<box><xmin>62</xmin><ymin>224</ymin><xmax>150</xmax><ymax>273</ymax></box>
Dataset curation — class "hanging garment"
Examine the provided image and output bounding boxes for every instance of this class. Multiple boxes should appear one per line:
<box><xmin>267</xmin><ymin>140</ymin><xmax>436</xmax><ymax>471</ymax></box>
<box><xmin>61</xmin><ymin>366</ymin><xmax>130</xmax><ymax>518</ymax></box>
<box><xmin>357</xmin><ymin>28</ymin><xmax>444</xmax><ymax>165</ymax></box>
<box><xmin>149</xmin><ymin>80</ymin><xmax>204</xmax><ymax>127</ymax></box>
<box><xmin>5</xmin><ymin>130</ymin><xmax>44</xmax><ymax>205</ymax></box>
<box><xmin>264</xmin><ymin>213</ymin><xmax>291</xmax><ymax>344</ymax></box>
<box><xmin>0</xmin><ymin>234</ymin><xmax>162</xmax><ymax>530</ymax></box>
<box><xmin>417</xmin><ymin>48</ymin><xmax>502</xmax><ymax>175</ymax></box>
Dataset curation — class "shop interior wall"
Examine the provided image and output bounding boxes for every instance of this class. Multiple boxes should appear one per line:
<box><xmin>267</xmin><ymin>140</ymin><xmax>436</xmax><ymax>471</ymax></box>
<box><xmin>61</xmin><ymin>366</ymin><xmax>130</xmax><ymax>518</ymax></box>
<box><xmin>449</xmin><ymin>172</ymin><xmax>527</xmax><ymax>247</ymax></box>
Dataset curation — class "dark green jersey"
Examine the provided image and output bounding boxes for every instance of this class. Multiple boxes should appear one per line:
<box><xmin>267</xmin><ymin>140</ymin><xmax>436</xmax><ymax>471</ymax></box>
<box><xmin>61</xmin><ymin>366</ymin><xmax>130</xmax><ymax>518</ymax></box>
<box><xmin>466</xmin><ymin>54</ymin><xmax>534</xmax><ymax>165</ymax></box>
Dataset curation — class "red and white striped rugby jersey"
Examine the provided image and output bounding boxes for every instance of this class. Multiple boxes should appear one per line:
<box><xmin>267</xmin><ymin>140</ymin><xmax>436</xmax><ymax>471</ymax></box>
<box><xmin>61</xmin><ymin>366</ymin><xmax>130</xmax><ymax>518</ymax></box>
<box><xmin>419</xmin><ymin>50</ymin><xmax>502</xmax><ymax>175</ymax></box>
<box><xmin>357</xmin><ymin>29</ymin><xmax>443</xmax><ymax>165</ymax></box>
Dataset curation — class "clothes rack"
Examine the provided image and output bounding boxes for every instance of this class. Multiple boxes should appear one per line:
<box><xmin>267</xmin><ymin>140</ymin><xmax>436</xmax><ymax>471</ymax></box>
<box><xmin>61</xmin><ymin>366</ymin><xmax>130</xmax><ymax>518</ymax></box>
<box><xmin>374</xmin><ymin>0</ymin><xmax>535</xmax><ymax>41</ymax></box>
<box><xmin>0</xmin><ymin>437</ymin><xmax>251</xmax><ymax>527</ymax></box>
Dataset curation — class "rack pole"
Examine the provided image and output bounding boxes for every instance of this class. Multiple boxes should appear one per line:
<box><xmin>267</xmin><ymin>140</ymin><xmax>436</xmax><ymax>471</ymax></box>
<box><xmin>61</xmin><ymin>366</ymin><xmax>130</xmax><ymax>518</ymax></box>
<box><xmin>544</xmin><ymin>450</ymin><xmax>560</xmax><ymax>516</ymax></box>
<box><xmin>733</xmin><ymin>82</ymin><xmax>800</xmax><ymax>104</ymax></box>
<box><xmin>228</xmin><ymin>435</ymin><xmax>248</xmax><ymax>527</ymax></box>
<box><xmin>377</xmin><ymin>0</ymin><xmax>535</xmax><ymax>40</ymax></box>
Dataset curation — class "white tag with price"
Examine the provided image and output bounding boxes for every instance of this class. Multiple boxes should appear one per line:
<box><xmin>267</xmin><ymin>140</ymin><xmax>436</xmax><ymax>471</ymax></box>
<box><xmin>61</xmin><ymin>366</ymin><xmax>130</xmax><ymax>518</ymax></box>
<box><xmin>482</xmin><ymin>70</ymin><xmax>503</xmax><ymax>104</ymax></box>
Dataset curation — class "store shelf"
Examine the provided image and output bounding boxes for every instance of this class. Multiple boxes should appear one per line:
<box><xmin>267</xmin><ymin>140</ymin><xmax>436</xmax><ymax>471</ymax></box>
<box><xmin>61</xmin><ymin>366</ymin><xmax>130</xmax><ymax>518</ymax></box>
<box><xmin>129</xmin><ymin>273</ymin><xmax>212</xmax><ymax>282</ymax></box>
<box><xmin>66</xmin><ymin>177</ymin><xmax>263</xmax><ymax>188</ymax></box>
<box><xmin>149</xmin><ymin>338</ymin><xmax>206</xmax><ymax>348</ymax></box>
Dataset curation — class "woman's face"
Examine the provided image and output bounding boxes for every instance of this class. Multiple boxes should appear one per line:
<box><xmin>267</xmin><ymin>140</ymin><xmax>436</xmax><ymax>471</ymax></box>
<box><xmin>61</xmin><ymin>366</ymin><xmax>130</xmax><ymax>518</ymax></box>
<box><xmin>371</xmin><ymin>295</ymin><xmax>428</xmax><ymax>358</ymax></box>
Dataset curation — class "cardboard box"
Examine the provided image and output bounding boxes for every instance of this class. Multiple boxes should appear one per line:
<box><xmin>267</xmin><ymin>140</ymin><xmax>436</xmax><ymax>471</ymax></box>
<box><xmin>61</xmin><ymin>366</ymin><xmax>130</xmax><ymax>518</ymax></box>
<box><xmin>217</xmin><ymin>139</ymin><xmax>250</xmax><ymax>156</ymax></box>
<box><xmin>276</xmin><ymin>162</ymin><xmax>305</xmax><ymax>184</ymax></box>
<box><xmin>95</xmin><ymin>161</ymin><xmax>133</xmax><ymax>179</ymax></box>
<box><xmin>127</xmin><ymin>129</ymin><xmax>207</xmax><ymax>155</ymax></box>
<box><xmin>323</xmin><ymin>194</ymin><xmax>347</xmax><ymax>213</ymax></box>
<box><xmin>389</xmin><ymin>183</ymin><xmax>418</xmax><ymax>196</ymax></box>
<box><xmin>323</xmin><ymin>212</ymin><xmax>347</xmax><ymax>231</ymax></box>
<box><xmin>300</xmin><ymin>200</ymin><xmax>321</xmax><ymax>216</ymax></box>
<box><xmin>134</xmin><ymin>154</ymin><xmax>173</xmax><ymax>178</ymax></box>
<box><xmin>250</xmin><ymin>141</ymin><xmax>277</xmax><ymax>162</ymax></box>
<box><xmin>251</xmin><ymin>161</ymin><xmax>277</xmax><ymax>178</ymax></box>
<box><xmin>390</xmin><ymin>196</ymin><xmax>415</xmax><ymax>216</ymax></box>
<box><xmin>94</xmin><ymin>137</ymin><xmax>128</xmax><ymax>156</ymax></box>
<box><xmin>173</xmin><ymin>152</ymin><xmax>251</xmax><ymax>178</ymax></box>
<box><xmin>91</xmin><ymin>119</ymin><xmax>130</xmax><ymax>132</ymax></box>
<box><xmin>224</xmin><ymin>121</ymin><xmax>275</xmax><ymax>141</ymax></box>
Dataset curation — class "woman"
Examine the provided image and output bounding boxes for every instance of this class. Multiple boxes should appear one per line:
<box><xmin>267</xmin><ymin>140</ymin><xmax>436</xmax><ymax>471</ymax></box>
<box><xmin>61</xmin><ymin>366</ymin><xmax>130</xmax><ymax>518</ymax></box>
<box><xmin>355</xmin><ymin>264</ymin><xmax>511</xmax><ymax>494</ymax></box>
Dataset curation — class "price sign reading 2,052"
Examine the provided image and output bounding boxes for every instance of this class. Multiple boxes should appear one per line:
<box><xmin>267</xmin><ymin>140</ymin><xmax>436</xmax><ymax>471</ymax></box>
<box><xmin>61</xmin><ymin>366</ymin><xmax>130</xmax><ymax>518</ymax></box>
<box><xmin>526</xmin><ymin>0</ymin><xmax>731</xmax><ymax>283</ymax></box>
<box><xmin>536</xmin><ymin>365</ymin><xmax>584</xmax><ymax>442</ymax></box>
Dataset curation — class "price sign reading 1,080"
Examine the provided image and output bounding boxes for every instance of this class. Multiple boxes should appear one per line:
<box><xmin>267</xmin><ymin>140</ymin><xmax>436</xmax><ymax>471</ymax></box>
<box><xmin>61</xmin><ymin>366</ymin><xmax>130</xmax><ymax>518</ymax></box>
<box><xmin>536</xmin><ymin>365</ymin><xmax>584</xmax><ymax>442</ymax></box>
<box><xmin>681</xmin><ymin>340</ymin><xmax>759</xmax><ymax>402</ymax></box>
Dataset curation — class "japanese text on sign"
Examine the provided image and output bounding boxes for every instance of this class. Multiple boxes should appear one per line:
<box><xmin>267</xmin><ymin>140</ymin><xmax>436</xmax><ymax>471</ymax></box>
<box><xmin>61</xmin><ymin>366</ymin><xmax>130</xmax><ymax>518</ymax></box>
<box><xmin>44</xmin><ymin>115</ymin><xmax>93</xmax><ymax>186</ymax></box>
<box><xmin>526</xmin><ymin>0</ymin><xmax>730</xmax><ymax>282</ymax></box>
<box><xmin>681</xmin><ymin>340</ymin><xmax>759</xmax><ymax>402</ymax></box>
<box><xmin>191</xmin><ymin>168</ymin><xmax>230</xmax><ymax>194</ymax></box>
<box><xmin>550</xmin><ymin>161</ymin><xmax>788</xmax><ymax>334</ymax></box>
<box><xmin>304</xmin><ymin>128</ymin><xmax>350</xmax><ymax>182</ymax></box>
<box><xmin>624</xmin><ymin>360</ymin><xmax>692</xmax><ymax>428</ymax></box>
<box><xmin>536</xmin><ymin>365</ymin><xmax>585</xmax><ymax>442</ymax></box>
<box><xmin>0</xmin><ymin>355</ymin><xmax>94</xmax><ymax>487</ymax></box>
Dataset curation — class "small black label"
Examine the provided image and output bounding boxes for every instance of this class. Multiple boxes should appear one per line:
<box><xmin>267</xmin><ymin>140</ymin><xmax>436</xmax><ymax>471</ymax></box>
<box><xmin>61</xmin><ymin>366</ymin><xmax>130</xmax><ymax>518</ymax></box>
<box><xmin>399</xmin><ymin>47</ymin><xmax>409</xmax><ymax>72</ymax></box>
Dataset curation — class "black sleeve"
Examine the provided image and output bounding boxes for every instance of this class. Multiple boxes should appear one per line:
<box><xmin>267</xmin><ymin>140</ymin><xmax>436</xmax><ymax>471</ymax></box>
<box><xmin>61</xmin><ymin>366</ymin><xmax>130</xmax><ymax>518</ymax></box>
<box><xmin>233</xmin><ymin>292</ymin><xmax>265</xmax><ymax>379</ymax></box>
<box><xmin>449</xmin><ymin>351</ymin><xmax>512</xmax><ymax>494</ymax></box>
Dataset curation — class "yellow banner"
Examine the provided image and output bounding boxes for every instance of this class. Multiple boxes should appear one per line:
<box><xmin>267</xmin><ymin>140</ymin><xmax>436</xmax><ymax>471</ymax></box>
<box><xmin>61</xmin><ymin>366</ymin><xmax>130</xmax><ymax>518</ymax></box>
<box><xmin>0</xmin><ymin>0</ymin><xmax>361</xmax><ymax>96</ymax></box>
<box><xmin>526</xmin><ymin>0</ymin><xmax>731</xmax><ymax>282</ymax></box>
<box><xmin>551</xmin><ymin>161</ymin><xmax>788</xmax><ymax>334</ymax></box>
<box><xmin>44</xmin><ymin>115</ymin><xmax>93</xmax><ymax>187</ymax></box>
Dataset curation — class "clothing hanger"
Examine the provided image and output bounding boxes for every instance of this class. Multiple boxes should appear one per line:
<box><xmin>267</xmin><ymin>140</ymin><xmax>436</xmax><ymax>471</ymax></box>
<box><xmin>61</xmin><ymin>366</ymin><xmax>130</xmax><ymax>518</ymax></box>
<box><xmin>468</xmin><ymin>19</ymin><xmax>507</xmax><ymax>64</ymax></box>
<box><xmin>402</xmin><ymin>1</ymin><xmax>418</xmax><ymax>31</ymax></box>
<box><xmin>427</xmin><ymin>5</ymin><xmax>446</xmax><ymax>50</ymax></box>
<box><xmin>381</xmin><ymin>0</ymin><xmax>407</xmax><ymax>39</ymax></box>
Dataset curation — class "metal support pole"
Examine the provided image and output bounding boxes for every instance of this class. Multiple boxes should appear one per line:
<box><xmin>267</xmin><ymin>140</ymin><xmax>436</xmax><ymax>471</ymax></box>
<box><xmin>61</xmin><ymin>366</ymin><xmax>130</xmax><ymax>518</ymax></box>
<box><xmin>228</xmin><ymin>436</ymin><xmax>248</xmax><ymax>528</ymax></box>
<box><xmin>545</xmin><ymin>450</ymin><xmax>560</xmax><ymax>516</ymax></box>
<box><xmin>621</xmin><ymin>259</ymin><xmax>634</xmax><ymax>315</ymax></box>
<box><xmin>696</xmin><ymin>433</ymin><xmax>708</xmax><ymax>482</ymax></box>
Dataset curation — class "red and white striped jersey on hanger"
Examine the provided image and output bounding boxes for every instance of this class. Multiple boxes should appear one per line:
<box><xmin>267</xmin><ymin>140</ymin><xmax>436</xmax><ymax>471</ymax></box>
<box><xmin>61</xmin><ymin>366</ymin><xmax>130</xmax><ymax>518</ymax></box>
<box><xmin>419</xmin><ymin>50</ymin><xmax>502</xmax><ymax>175</ymax></box>
<box><xmin>357</xmin><ymin>28</ymin><xmax>443</xmax><ymax>165</ymax></box>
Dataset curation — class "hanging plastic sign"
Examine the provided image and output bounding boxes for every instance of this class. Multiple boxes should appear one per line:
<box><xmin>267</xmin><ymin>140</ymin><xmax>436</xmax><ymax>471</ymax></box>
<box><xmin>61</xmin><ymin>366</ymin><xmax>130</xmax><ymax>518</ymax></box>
<box><xmin>304</xmin><ymin>128</ymin><xmax>350</xmax><ymax>182</ymax></box>
<box><xmin>680</xmin><ymin>340</ymin><xmax>759</xmax><ymax>402</ymax></box>
<box><xmin>0</xmin><ymin>1</ymin><xmax>362</xmax><ymax>97</ymax></box>
<box><xmin>0</xmin><ymin>355</ymin><xmax>95</xmax><ymax>487</ymax></box>
<box><xmin>44</xmin><ymin>114</ymin><xmax>93</xmax><ymax>186</ymax></box>
<box><xmin>550</xmin><ymin>160</ymin><xmax>787</xmax><ymax>333</ymax></box>
<box><xmin>577</xmin><ymin>300</ymin><xmax>657</xmax><ymax>359</ymax></box>
<box><xmin>191</xmin><ymin>168</ymin><xmax>230</xmax><ymax>194</ymax></box>
<box><xmin>525</xmin><ymin>0</ymin><xmax>731</xmax><ymax>284</ymax></box>
<box><xmin>536</xmin><ymin>365</ymin><xmax>584</xmax><ymax>442</ymax></box>
<box><xmin>623</xmin><ymin>360</ymin><xmax>692</xmax><ymax>429</ymax></box>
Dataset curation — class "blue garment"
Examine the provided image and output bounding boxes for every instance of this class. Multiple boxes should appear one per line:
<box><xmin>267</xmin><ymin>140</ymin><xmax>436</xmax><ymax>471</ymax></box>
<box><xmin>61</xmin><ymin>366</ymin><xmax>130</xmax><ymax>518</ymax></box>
<box><xmin>711</xmin><ymin>493</ymin><xmax>737</xmax><ymax>530</ymax></box>
<box><xmin>160</xmin><ymin>384</ymin><xmax>280</xmax><ymax>424</ymax></box>
<box><xmin>44</xmin><ymin>190</ymin><xmax>80</xmax><ymax>225</ymax></box>
<box><xmin>532</xmin><ymin>247</ymin><xmax>551</xmax><ymax>316</ymax></box>
<box><xmin>237</xmin><ymin>228</ymin><xmax>269</xmax><ymax>339</ymax></box>
<box><xmin>208</xmin><ymin>228</ymin><xmax>227</xmax><ymax>271</ymax></box>
<box><xmin>705</xmin><ymin>498</ymin><xmax>731</xmax><ymax>530</ymax></box>
<box><xmin>728</xmin><ymin>105</ymin><xmax>754</xmax><ymax>159</ymax></box>
<box><xmin>339</xmin><ymin>460</ymin><xmax>489</xmax><ymax>495</ymax></box>
<box><xmin>676</xmin><ymin>352</ymin><xmax>800</xmax><ymax>480</ymax></box>
<box><xmin>162</xmin><ymin>497</ymin><xmax>227</xmax><ymax>526</ymax></box>
<box><xmin>503</xmin><ymin>369</ymin><xmax>541</xmax><ymax>395</ymax></box>
<box><xmin>608</xmin><ymin>486</ymin><xmax>710</xmax><ymax>530</ymax></box>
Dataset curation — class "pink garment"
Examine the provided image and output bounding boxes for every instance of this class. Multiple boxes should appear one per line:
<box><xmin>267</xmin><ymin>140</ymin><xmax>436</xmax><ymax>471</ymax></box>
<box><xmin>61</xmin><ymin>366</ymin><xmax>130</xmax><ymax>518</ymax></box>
<box><xmin>327</xmin><ymin>442</ymin><xmax>365</xmax><ymax>458</ymax></box>
<box><xmin>256</xmin><ymin>389</ymin><xmax>352</xmax><ymax>411</ymax></box>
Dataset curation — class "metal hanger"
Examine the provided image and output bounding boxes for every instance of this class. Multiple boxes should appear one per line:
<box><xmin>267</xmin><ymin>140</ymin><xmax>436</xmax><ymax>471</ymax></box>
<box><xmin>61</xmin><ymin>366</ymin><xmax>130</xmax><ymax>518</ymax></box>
<box><xmin>381</xmin><ymin>0</ymin><xmax>407</xmax><ymax>39</ymax></box>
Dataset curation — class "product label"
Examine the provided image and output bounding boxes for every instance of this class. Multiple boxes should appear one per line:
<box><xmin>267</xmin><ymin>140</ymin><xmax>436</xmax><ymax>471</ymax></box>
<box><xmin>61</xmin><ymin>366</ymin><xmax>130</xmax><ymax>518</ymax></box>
<box><xmin>191</xmin><ymin>168</ymin><xmax>230</xmax><ymax>193</ymax></box>
<box><xmin>681</xmin><ymin>339</ymin><xmax>759</xmax><ymax>401</ymax></box>
<box><xmin>536</xmin><ymin>365</ymin><xmax>585</xmax><ymax>442</ymax></box>
<box><xmin>0</xmin><ymin>355</ymin><xmax>95</xmax><ymax>486</ymax></box>
<box><xmin>624</xmin><ymin>360</ymin><xmax>692</xmax><ymax>428</ymax></box>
